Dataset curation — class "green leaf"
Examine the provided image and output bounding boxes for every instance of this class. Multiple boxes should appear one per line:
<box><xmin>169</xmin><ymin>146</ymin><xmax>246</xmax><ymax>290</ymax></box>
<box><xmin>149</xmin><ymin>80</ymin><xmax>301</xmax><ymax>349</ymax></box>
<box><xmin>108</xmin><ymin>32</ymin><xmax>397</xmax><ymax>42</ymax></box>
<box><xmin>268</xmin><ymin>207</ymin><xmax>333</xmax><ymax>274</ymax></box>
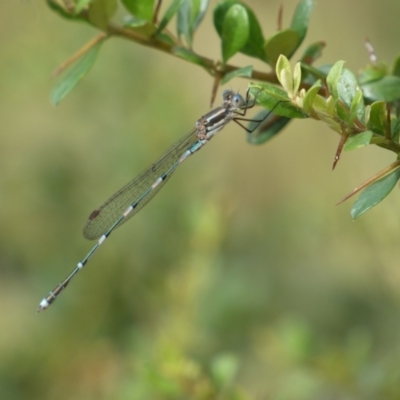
<box><xmin>249</xmin><ymin>83</ymin><xmax>306</xmax><ymax>119</ymax></box>
<box><xmin>177</xmin><ymin>0</ymin><xmax>209</xmax><ymax>45</ymax></box>
<box><xmin>75</xmin><ymin>0</ymin><xmax>92</xmax><ymax>13</ymax></box>
<box><xmin>351</xmin><ymin>167</ymin><xmax>400</xmax><ymax>219</ymax></box>
<box><xmin>368</xmin><ymin>101</ymin><xmax>387</xmax><ymax>135</ymax></box>
<box><xmin>214</xmin><ymin>1</ymin><xmax>265</xmax><ymax>61</ymax></box>
<box><xmin>121</xmin><ymin>0</ymin><xmax>154</xmax><ymax>21</ymax></box>
<box><xmin>393</xmin><ymin>53</ymin><xmax>400</xmax><ymax>77</ymax></box>
<box><xmin>364</xmin><ymin>104</ymin><xmax>371</xmax><ymax>127</ymax></box>
<box><xmin>238</xmin><ymin>5</ymin><xmax>266</xmax><ymax>61</ymax></box>
<box><xmin>156</xmin><ymin>0</ymin><xmax>186</xmax><ymax>34</ymax></box>
<box><xmin>334</xmin><ymin>68</ymin><xmax>362</xmax><ymax>124</ymax></box>
<box><xmin>192</xmin><ymin>0</ymin><xmax>209</xmax><ymax>31</ymax></box>
<box><xmin>172</xmin><ymin>47</ymin><xmax>212</xmax><ymax>72</ymax></box>
<box><xmin>349</xmin><ymin>88</ymin><xmax>365</xmax><ymax>126</ymax></box>
<box><xmin>392</xmin><ymin>116</ymin><xmax>400</xmax><ymax>141</ymax></box>
<box><xmin>312</xmin><ymin>95</ymin><xmax>341</xmax><ymax>133</ymax></box>
<box><xmin>326</xmin><ymin>60</ymin><xmax>345</xmax><ymax>101</ymax></box>
<box><xmin>46</xmin><ymin>0</ymin><xmax>86</xmax><ymax>22</ymax></box>
<box><xmin>247</xmin><ymin>109</ymin><xmax>291</xmax><ymax>145</ymax></box>
<box><xmin>221</xmin><ymin>65</ymin><xmax>253</xmax><ymax>84</ymax></box>
<box><xmin>301</xmin><ymin>63</ymin><xmax>330</xmax><ymax>83</ymax></box>
<box><xmin>290</xmin><ymin>0</ymin><xmax>315</xmax><ymax>45</ymax></box>
<box><xmin>312</xmin><ymin>94</ymin><xmax>329</xmax><ymax>114</ymax></box>
<box><xmin>51</xmin><ymin>42</ymin><xmax>103</xmax><ymax>105</ymax></box>
<box><xmin>177</xmin><ymin>0</ymin><xmax>192</xmax><ymax>45</ymax></box>
<box><xmin>358</xmin><ymin>62</ymin><xmax>388</xmax><ymax>85</ymax></box>
<box><xmin>293</xmin><ymin>62</ymin><xmax>301</xmax><ymax>95</ymax></box>
<box><xmin>337</xmin><ymin>68</ymin><xmax>359</xmax><ymax>109</ymax></box>
<box><xmin>361</xmin><ymin>75</ymin><xmax>400</xmax><ymax>102</ymax></box>
<box><xmin>302</xmin><ymin>79</ymin><xmax>321</xmax><ymax>113</ymax></box>
<box><xmin>221</xmin><ymin>4</ymin><xmax>249</xmax><ymax>62</ymax></box>
<box><xmin>301</xmin><ymin>41</ymin><xmax>325</xmax><ymax>65</ymax></box>
<box><xmin>276</xmin><ymin>54</ymin><xmax>292</xmax><ymax>93</ymax></box>
<box><xmin>250</xmin><ymin>82</ymin><xmax>288</xmax><ymax>101</ymax></box>
<box><xmin>88</xmin><ymin>0</ymin><xmax>117</xmax><ymax>30</ymax></box>
<box><xmin>213</xmin><ymin>0</ymin><xmax>232</xmax><ymax>36</ymax></box>
<box><xmin>344</xmin><ymin>131</ymin><xmax>373</xmax><ymax>151</ymax></box>
<box><xmin>264</xmin><ymin>29</ymin><xmax>299</xmax><ymax>66</ymax></box>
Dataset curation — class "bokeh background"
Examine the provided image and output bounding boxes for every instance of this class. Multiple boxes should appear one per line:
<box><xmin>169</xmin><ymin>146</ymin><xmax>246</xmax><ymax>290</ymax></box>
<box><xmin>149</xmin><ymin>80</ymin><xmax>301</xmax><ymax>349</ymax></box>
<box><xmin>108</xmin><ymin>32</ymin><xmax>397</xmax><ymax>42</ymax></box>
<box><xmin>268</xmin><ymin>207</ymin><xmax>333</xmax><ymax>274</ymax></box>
<box><xmin>2</xmin><ymin>1</ymin><xmax>400</xmax><ymax>399</ymax></box>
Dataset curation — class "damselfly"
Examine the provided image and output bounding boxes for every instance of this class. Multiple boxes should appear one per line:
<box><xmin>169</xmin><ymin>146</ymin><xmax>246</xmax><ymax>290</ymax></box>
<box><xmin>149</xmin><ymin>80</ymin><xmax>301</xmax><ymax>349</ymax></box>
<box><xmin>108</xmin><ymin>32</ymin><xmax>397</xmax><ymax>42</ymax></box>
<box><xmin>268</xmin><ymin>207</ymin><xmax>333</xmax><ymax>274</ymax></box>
<box><xmin>38</xmin><ymin>89</ymin><xmax>274</xmax><ymax>312</ymax></box>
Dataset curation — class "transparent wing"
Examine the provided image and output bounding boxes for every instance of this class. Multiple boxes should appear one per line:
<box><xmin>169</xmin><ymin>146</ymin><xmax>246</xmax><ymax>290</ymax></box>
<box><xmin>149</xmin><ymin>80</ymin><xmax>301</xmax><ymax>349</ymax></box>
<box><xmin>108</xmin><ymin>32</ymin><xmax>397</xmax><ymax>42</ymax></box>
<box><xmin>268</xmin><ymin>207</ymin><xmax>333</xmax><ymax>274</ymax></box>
<box><xmin>83</xmin><ymin>128</ymin><xmax>199</xmax><ymax>240</ymax></box>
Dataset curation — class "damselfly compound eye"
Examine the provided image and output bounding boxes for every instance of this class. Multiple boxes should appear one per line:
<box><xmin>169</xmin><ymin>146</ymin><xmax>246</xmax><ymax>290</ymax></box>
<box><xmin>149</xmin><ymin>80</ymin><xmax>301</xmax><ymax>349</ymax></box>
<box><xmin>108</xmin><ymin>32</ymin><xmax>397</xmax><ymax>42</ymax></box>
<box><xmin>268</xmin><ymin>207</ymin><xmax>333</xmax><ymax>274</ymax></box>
<box><xmin>232</xmin><ymin>93</ymin><xmax>245</xmax><ymax>108</ymax></box>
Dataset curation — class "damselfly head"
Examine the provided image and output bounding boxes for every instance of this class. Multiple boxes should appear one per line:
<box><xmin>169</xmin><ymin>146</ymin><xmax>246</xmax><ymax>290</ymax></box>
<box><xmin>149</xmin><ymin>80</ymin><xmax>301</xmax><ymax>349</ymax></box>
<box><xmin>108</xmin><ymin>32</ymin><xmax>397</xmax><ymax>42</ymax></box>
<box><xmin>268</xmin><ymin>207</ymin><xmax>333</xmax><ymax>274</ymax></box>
<box><xmin>231</xmin><ymin>93</ymin><xmax>245</xmax><ymax>109</ymax></box>
<box><xmin>221</xmin><ymin>90</ymin><xmax>245</xmax><ymax>109</ymax></box>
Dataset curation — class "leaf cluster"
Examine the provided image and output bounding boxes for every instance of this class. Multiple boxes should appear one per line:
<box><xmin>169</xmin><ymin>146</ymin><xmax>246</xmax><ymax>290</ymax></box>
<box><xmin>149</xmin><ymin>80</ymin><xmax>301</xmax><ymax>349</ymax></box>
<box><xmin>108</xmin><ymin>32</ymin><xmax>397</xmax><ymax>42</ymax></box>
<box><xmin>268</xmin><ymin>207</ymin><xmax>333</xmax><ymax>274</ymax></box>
<box><xmin>46</xmin><ymin>0</ymin><xmax>400</xmax><ymax>218</ymax></box>
<box><xmin>259</xmin><ymin>54</ymin><xmax>400</xmax><ymax>218</ymax></box>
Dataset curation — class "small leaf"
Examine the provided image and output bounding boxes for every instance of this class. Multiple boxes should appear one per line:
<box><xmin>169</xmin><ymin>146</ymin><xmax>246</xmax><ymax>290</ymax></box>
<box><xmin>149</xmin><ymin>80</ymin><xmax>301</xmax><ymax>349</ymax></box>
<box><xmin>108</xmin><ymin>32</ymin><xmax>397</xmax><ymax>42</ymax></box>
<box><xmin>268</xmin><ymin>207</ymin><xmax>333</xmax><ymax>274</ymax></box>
<box><xmin>276</xmin><ymin>55</ymin><xmax>293</xmax><ymax>93</ymax></box>
<box><xmin>247</xmin><ymin>109</ymin><xmax>291</xmax><ymax>145</ymax></box>
<box><xmin>363</xmin><ymin>105</ymin><xmax>371</xmax><ymax>127</ymax></box>
<box><xmin>326</xmin><ymin>96</ymin><xmax>336</xmax><ymax>116</ymax></box>
<box><xmin>156</xmin><ymin>0</ymin><xmax>186</xmax><ymax>34</ymax></box>
<box><xmin>368</xmin><ymin>101</ymin><xmax>387</xmax><ymax>135</ymax></box>
<box><xmin>326</xmin><ymin>60</ymin><xmax>345</xmax><ymax>101</ymax></box>
<box><xmin>213</xmin><ymin>0</ymin><xmax>232</xmax><ymax>36</ymax></box>
<box><xmin>358</xmin><ymin>62</ymin><xmax>388</xmax><ymax>85</ymax></box>
<box><xmin>264</xmin><ymin>30</ymin><xmax>299</xmax><ymax>66</ymax></box>
<box><xmin>349</xmin><ymin>88</ymin><xmax>365</xmax><ymax>126</ymax></box>
<box><xmin>121</xmin><ymin>0</ymin><xmax>154</xmax><ymax>21</ymax></box>
<box><xmin>301</xmin><ymin>63</ymin><xmax>330</xmax><ymax>83</ymax></box>
<box><xmin>249</xmin><ymin>83</ymin><xmax>306</xmax><ymax>119</ymax></box>
<box><xmin>276</xmin><ymin>54</ymin><xmax>291</xmax><ymax>76</ymax></box>
<box><xmin>250</xmin><ymin>82</ymin><xmax>288</xmax><ymax>101</ymax></box>
<box><xmin>46</xmin><ymin>0</ymin><xmax>86</xmax><ymax>22</ymax></box>
<box><xmin>238</xmin><ymin>5</ymin><xmax>266</xmax><ymax>61</ymax></box>
<box><xmin>312</xmin><ymin>94</ymin><xmax>329</xmax><ymax>114</ymax></box>
<box><xmin>344</xmin><ymin>131</ymin><xmax>373</xmax><ymax>151</ymax></box>
<box><xmin>221</xmin><ymin>65</ymin><xmax>253</xmax><ymax>84</ymax></box>
<box><xmin>51</xmin><ymin>42</ymin><xmax>102</xmax><ymax>105</ymax></box>
<box><xmin>351</xmin><ymin>167</ymin><xmax>400</xmax><ymax>219</ymax></box>
<box><xmin>177</xmin><ymin>0</ymin><xmax>192</xmax><ymax>45</ymax></box>
<box><xmin>75</xmin><ymin>0</ymin><xmax>92</xmax><ymax>13</ymax></box>
<box><xmin>293</xmin><ymin>62</ymin><xmax>301</xmax><ymax>95</ymax></box>
<box><xmin>301</xmin><ymin>41</ymin><xmax>326</xmax><ymax>65</ymax></box>
<box><xmin>88</xmin><ymin>0</ymin><xmax>117</xmax><ymax>30</ymax></box>
<box><xmin>192</xmin><ymin>0</ymin><xmax>209</xmax><ymax>31</ymax></box>
<box><xmin>290</xmin><ymin>0</ymin><xmax>315</xmax><ymax>46</ymax></box>
<box><xmin>361</xmin><ymin>75</ymin><xmax>400</xmax><ymax>102</ymax></box>
<box><xmin>214</xmin><ymin>1</ymin><xmax>265</xmax><ymax>61</ymax></box>
<box><xmin>334</xmin><ymin>68</ymin><xmax>362</xmax><ymax>125</ymax></box>
<box><xmin>302</xmin><ymin>79</ymin><xmax>321</xmax><ymax>113</ymax></box>
<box><xmin>392</xmin><ymin>116</ymin><xmax>400</xmax><ymax>141</ymax></box>
<box><xmin>312</xmin><ymin>95</ymin><xmax>342</xmax><ymax>132</ymax></box>
<box><xmin>178</xmin><ymin>0</ymin><xmax>209</xmax><ymax>45</ymax></box>
<box><xmin>392</xmin><ymin>53</ymin><xmax>400</xmax><ymax>77</ymax></box>
<box><xmin>337</xmin><ymin>68</ymin><xmax>359</xmax><ymax>110</ymax></box>
<box><xmin>280</xmin><ymin>69</ymin><xmax>293</xmax><ymax>96</ymax></box>
<box><xmin>221</xmin><ymin>4</ymin><xmax>249</xmax><ymax>62</ymax></box>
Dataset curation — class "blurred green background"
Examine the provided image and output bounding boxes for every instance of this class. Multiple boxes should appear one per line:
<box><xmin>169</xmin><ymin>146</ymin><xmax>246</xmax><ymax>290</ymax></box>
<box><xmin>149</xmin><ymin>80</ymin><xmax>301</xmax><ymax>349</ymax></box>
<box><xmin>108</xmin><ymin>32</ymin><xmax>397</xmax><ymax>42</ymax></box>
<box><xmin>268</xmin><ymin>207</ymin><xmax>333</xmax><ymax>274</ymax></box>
<box><xmin>2</xmin><ymin>1</ymin><xmax>400</xmax><ymax>399</ymax></box>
